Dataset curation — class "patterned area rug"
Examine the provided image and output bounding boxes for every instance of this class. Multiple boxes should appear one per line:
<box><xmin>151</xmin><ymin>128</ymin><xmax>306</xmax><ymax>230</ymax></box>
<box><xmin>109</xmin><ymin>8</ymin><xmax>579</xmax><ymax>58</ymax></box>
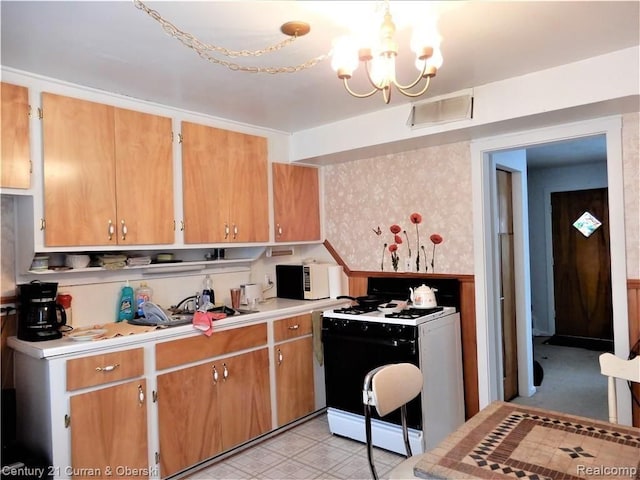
<box><xmin>416</xmin><ymin>402</ymin><xmax>640</xmax><ymax>479</ymax></box>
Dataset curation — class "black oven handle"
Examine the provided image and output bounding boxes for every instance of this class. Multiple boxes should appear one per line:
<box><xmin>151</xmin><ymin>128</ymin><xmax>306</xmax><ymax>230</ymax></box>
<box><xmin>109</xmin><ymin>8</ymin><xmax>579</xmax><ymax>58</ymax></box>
<box><xmin>322</xmin><ymin>332</ymin><xmax>416</xmax><ymax>349</ymax></box>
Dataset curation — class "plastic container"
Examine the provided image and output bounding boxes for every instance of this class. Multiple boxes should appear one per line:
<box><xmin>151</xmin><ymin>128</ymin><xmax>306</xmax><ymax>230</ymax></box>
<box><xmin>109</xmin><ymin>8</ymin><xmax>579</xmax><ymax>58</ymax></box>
<box><xmin>30</xmin><ymin>255</ymin><xmax>49</xmax><ymax>271</ymax></box>
<box><xmin>201</xmin><ymin>275</ymin><xmax>215</xmax><ymax>307</ymax></box>
<box><xmin>135</xmin><ymin>282</ymin><xmax>153</xmax><ymax>318</ymax></box>
<box><xmin>117</xmin><ymin>281</ymin><xmax>135</xmax><ymax>322</ymax></box>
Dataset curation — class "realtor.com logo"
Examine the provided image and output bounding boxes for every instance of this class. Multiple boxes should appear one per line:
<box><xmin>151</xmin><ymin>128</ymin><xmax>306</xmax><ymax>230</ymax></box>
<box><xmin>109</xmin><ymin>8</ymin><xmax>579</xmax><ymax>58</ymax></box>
<box><xmin>577</xmin><ymin>465</ymin><xmax>638</xmax><ymax>477</ymax></box>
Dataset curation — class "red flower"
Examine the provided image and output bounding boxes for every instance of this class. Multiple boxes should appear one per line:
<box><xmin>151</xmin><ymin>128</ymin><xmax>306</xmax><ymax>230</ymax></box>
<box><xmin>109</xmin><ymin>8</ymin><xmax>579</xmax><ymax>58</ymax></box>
<box><xmin>410</xmin><ymin>213</ymin><xmax>422</xmax><ymax>224</ymax></box>
<box><xmin>388</xmin><ymin>244</ymin><xmax>398</xmax><ymax>253</ymax></box>
<box><xmin>394</xmin><ymin>234</ymin><xmax>403</xmax><ymax>244</ymax></box>
<box><xmin>390</xmin><ymin>224</ymin><xmax>402</xmax><ymax>234</ymax></box>
<box><xmin>430</xmin><ymin>234</ymin><xmax>443</xmax><ymax>245</ymax></box>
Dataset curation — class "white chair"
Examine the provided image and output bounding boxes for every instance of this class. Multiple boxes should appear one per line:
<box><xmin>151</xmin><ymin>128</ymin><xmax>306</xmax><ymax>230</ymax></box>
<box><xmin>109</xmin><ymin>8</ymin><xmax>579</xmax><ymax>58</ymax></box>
<box><xmin>363</xmin><ymin>363</ymin><xmax>423</xmax><ymax>480</ymax></box>
<box><xmin>598</xmin><ymin>352</ymin><xmax>640</xmax><ymax>424</ymax></box>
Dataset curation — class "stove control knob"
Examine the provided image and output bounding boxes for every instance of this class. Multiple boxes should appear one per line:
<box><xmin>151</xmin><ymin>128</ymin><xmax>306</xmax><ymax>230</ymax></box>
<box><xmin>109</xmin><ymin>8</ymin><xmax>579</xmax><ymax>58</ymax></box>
<box><xmin>360</xmin><ymin>323</ymin><xmax>368</xmax><ymax>332</ymax></box>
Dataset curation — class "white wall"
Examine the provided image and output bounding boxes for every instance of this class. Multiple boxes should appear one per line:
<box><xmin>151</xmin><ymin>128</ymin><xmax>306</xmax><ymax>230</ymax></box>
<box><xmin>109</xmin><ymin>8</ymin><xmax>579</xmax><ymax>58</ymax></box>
<box><xmin>527</xmin><ymin>161</ymin><xmax>608</xmax><ymax>335</ymax></box>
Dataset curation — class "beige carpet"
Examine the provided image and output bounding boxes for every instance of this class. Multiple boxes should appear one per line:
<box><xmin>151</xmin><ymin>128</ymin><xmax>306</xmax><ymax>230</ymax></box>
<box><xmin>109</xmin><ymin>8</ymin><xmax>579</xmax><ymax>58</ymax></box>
<box><xmin>511</xmin><ymin>337</ymin><xmax>609</xmax><ymax>421</ymax></box>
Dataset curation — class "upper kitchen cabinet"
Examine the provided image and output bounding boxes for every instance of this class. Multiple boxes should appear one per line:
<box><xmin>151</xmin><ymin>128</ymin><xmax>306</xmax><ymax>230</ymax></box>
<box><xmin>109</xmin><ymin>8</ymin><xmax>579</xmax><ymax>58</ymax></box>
<box><xmin>41</xmin><ymin>93</ymin><xmax>173</xmax><ymax>247</ymax></box>
<box><xmin>181</xmin><ymin>122</ymin><xmax>269</xmax><ymax>244</ymax></box>
<box><xmin>272</xmin><ymin>163</ymin><xmax>320</xmax><ymax>242</ymax></box>
<box><xmin>1</xmin><ymin>82</ymin><xmax>31</xmax><ymax>189</ymax></box>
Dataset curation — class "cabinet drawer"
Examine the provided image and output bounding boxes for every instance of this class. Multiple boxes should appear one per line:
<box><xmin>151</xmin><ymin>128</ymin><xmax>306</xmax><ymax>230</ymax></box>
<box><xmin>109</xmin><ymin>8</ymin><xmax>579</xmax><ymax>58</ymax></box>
<box><xmin>274</xmin><ymin>314</ymin><xmax>312</xmax><ymax>342</ymax></box>
<box><xmin>67</xmin><ymin>348</ymin><xmax>144</xmax><ymax>391</ymax></box>
<box><xmin>156</xmin><ymin>323</ymin><xmax>267</xmax><ymax>370</ymax></box>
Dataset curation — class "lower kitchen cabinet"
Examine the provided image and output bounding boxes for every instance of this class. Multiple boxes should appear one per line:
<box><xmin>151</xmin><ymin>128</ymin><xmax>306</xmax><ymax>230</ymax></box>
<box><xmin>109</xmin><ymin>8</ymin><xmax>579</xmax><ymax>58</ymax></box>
<box><xmin>273</xmin><ymin>314</ymin><xmax>315</xmax><ymax>426</ymax></box>
<box><xmin>275</xmin><ymin>337</ymin><xmax>315</xmax><ymax>426</ymax></box>
<box><xmin>70</xmin><ymin>380</ymin><xmax>149</xmax><ymax>479</ymax></box>
<box><xmin>156</xmin><ymin>348</ymin><xmax>271</xmax><ymax>477</ymax></box>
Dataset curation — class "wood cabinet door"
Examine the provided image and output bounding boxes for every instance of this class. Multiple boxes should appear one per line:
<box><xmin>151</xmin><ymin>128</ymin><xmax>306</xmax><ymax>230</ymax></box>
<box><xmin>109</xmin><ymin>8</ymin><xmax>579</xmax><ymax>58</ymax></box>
<box><xmin>42</xmin><ymin>93</ymin><xmax>117</xmax><ymax>246</ymax></box>
<box><xmin>273</xmin><ymin>163</ymin><xmax>320</xmax><ymax>242</ymax></box>
<box><xmin>181</xmin><ymin>122</ymin><xmax>230</xmax><ymax>243</ymax></box>
<box><xmin>70</xmin><ymin>380</ymin><xmax>148</xmax><ymax>479</ymax></box>
<box><xmin>115</xmin><ymin>108</ymin><xmax>174</xmax><ymax>245</ymax></box>
<box><xmin>1</xmin><ymin>82</ymin><xmax>31</xmax><ymax>189</ymax></box>
<box><xmin>275</xmin><ymin>337</ymin><xmax>315</xmax><ymax>426</ymax></box>
<box><xmin>221</xmin><ymin>348</ymin><xmax>271</xmax><ymax>449</ymax></box>
<box><xmin>157</xmin><ymin>361</ymin><xmax>222</xmax><ymax>477</ymax></box>
<box><xmin>227</xmin><ymin>131</ymin><xmax>269</xmax><ymax>242</ymax></box>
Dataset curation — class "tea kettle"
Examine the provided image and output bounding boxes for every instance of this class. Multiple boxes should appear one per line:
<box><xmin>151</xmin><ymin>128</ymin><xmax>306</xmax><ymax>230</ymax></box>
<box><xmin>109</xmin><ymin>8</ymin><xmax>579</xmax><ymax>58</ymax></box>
<box><xmin>409</xmin><ymin>284</ymin><xmax>438</xmax><ymax>308</ymax></box>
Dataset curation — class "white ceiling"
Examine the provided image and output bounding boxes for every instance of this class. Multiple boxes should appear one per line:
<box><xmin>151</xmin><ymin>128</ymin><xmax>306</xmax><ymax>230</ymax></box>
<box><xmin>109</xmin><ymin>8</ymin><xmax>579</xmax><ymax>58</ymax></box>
<box><xmin>2</xmin><ymin>0</ymin><xmax>639</xmax><ymax>138</ymax></box>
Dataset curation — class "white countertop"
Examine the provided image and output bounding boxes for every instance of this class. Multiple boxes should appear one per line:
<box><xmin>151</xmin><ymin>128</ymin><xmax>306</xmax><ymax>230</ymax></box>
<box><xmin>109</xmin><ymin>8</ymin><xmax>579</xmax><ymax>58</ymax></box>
<box><xmin>8</xmin><ymin>297</ymin><xmax>348</xmax><ymax>360</ymax></box>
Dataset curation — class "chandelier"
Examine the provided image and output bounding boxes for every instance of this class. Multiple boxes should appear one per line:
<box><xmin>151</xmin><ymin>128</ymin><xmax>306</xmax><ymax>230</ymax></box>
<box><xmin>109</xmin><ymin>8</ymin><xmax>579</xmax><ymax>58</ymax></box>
<box><xmin>331</xmin><ymin>1</ymin><xmax>443</xmax><ymax>104</ymax></box>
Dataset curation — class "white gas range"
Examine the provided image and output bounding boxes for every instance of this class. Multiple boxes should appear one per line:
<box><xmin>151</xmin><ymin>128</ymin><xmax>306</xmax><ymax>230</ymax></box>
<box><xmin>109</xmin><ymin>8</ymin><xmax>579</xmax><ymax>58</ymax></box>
<box><xmin>321</xmin><ymin>303</ymin><xmax>464</xmax><ymax>454</ymax></box>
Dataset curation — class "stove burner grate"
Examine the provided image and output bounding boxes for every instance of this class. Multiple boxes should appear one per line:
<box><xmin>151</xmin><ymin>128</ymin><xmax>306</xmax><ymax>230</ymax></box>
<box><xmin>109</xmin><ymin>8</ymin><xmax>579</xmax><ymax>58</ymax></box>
<box><xmin>332</xmin><ymin>306</ymin><xmax>377</xmax><ymax>315</ymax></box>
<box><xmin>385</xmin><ymin>306</ymin><xmax>444</xmax><ymax>319</ymax></box>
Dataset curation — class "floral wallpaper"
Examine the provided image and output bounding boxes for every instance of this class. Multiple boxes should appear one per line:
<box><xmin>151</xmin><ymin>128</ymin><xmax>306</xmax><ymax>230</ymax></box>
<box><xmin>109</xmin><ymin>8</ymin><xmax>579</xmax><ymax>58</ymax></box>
<box><xmin>622</xmin><ymin>112</ymin><xmax>639</xmax><ymax>279</ymax></box>
<box><xmin>324</xmin><ymin>142</ymin><xmax>474</xmax><ymax>274</ymax></box>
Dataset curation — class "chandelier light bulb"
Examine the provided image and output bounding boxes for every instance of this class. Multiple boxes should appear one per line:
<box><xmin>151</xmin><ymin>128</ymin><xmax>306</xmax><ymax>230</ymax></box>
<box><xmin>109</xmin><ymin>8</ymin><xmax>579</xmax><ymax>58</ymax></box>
<box><xmin>331</xmin><ymin>36</ymin><xmax>359</xmax><ymax>78</ymax></box>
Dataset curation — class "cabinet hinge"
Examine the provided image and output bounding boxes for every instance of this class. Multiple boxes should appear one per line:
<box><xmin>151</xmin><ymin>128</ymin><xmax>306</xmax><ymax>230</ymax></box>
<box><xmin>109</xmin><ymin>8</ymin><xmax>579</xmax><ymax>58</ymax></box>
<box><xmin>40</xmin><ymin>218</ymin><xmax>46</xmax><ymax>231</ymax></box>
<box><xmin>178</xmin><ymin>133</ymin><xmax>183</xmax><ymax>144</ymax></box>
<box><xmin>28</xmin><ymin>105</ymin><xmax>32</xmax><ymax>118</ymax></box>
<box><xmin>155</xmin><ymin>452</ymin><xmax>160</xmax><ymax>465</ymax></box>
<box><xmin>37</xmin><ymin>107</ymin><xmax>43</xmax><ymax>120</ymax></box>
<box><xmin>64</xmin><ymin>414</ymin><xmax>70</xmax><ymax>428</ymax></box>
<box><xmin>29</xmin><ymin>160</ymin><xmax>33</xmax><ymax>174</ymax></box>
<box><xmin>152</xmin><ymin>390</ymin><xmax>158</xmax><ymax>403</ymax></box>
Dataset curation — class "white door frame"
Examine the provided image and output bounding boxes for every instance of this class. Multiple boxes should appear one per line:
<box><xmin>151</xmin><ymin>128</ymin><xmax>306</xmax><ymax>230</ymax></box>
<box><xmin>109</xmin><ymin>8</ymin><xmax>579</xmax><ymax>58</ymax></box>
<box><xmin>471</xmin><ymin>116</ymin><xmax>631</xmax><ymax>424</ymax></box>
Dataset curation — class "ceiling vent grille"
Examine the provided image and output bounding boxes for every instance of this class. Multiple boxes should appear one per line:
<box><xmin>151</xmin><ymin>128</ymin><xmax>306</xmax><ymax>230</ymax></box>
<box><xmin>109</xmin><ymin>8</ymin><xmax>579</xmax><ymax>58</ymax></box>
<box><xmin>408</xmin><ymin>93</ymin><xmax>473</xmax><ymax>128</ymax></box>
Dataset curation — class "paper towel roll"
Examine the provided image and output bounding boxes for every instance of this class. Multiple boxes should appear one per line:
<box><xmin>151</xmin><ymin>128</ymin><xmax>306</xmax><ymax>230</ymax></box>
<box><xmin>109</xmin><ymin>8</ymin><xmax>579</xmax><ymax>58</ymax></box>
<box><xmin>328</xmin><ymin>265</ymin><xmax>343</xmax><ymax>299</ymax></box>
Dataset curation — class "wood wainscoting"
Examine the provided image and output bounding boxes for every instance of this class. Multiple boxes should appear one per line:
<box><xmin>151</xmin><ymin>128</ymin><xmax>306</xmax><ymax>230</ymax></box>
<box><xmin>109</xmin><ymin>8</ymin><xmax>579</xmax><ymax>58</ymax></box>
<box><xmin>628</xmin><ymin>279</ymin><xmax>640</xmax><ymax>428</ymax></box>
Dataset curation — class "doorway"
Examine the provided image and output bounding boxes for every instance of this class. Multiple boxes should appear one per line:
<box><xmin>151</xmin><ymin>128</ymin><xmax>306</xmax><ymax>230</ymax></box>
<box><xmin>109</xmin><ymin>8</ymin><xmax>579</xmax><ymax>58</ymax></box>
<box><xmin>471</xmin><ymin>116</ymin><xmax>631</xmax><ymax>424</ymax></box>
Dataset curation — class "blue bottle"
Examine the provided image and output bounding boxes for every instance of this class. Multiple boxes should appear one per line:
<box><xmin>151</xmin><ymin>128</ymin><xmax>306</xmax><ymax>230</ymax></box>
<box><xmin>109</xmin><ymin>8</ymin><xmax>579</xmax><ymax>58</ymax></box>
<box><xmin>117</xmin><ymin>280</ymin><xmax>135</xmax><ymax>322</ymax></box>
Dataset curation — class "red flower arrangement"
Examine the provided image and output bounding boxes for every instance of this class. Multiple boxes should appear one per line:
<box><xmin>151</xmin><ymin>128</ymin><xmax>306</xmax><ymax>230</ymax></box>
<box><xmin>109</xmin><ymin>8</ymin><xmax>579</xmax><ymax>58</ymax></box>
<box><xmin>410</xmin><ymin>212</ymin><xmax>423</xmax><ymax>272</ymax></box>
<box><xmin>430</xmin><ymin>233</ymin><xmax>444</xmax><ymax>273</ymax></box>
<box><xmin>388</xmin><ymin>224</ymin><xmax>403</xmax><ymax>271</ymax></box>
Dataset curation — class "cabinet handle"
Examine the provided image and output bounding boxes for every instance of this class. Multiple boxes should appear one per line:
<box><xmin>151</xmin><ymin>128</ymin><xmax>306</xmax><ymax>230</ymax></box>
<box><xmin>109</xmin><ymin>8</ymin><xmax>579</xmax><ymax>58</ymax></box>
<box><xmin>233</xmin><ymin>224</ymin><xmax>238</xmax><ymax>240</ymax></box>
<box><xmin>222</xmin><ymin>363</ymin><xmax>229</xmax><ymax>381</ymax></box>
<box><xmin>224</xmin><ymin>224</ymin><xmax>230</xmax><ymax>240</ymax></box>
<box><xmin>138</xmin><ymin>384</ymin><xmax>144</xmax><ymax>406</ymax></box>
<box><xmin>276</xmin><ymin>224</ymin><xmax>283</xmax><ymax>237</ymax></box>
<box><xmin>107</xmin><ymin>220</ymin><xmax>115</xmax><ymax>241</ymax></box>
<box><xmin>95</xmin><ymin>363</ymin><xmax>120</xmax><ymax>372</ymax></box>
<box><xmin>288</xmin><ymin>324</ymin><xmax>300</xmax><ymax>330</ymax></box>
<box><xmin>212</xmin><ymin>365</ymin><xmax>219</xmax><ymax>384</ymax></box>
<box><xmin>121</xmin><ymin>220</ymin><xmax>128</xmax><ymax>240</ymax></box>
<box><xmin>277</xmin><ymin>348</ymin><xmax>283</xmax><ymax>366</ymax></box>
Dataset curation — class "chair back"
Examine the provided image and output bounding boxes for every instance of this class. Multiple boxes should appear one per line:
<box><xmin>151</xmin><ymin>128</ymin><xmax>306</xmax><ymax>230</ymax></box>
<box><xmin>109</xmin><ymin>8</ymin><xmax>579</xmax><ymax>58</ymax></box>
<box><xmin>363</xmin><ymin>363</ymin><xmax>423</xmax><ymax>480</ymax></box>
<box><xmin>598</xmin><ymin>352</ymin><xmax>640</xmax><ymax>424</ymax></box>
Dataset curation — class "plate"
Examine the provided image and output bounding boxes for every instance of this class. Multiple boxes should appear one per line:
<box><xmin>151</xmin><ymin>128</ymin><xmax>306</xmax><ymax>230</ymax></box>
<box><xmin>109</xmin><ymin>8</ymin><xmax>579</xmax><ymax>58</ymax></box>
<box><xmin>377</xmin><ymin>301</ymin><xmax>407</xmax><ymax>314</ymax></box>
<box><xmin>68</xmin><ymin>329</ymin><xmax>107</xmax><ymax>341</ymax></box>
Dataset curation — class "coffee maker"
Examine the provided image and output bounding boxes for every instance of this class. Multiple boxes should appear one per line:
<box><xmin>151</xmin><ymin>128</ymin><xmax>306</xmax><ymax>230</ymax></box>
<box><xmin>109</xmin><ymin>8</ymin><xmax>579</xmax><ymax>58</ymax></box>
<box><xmin>17</xmin><ymin>281</ymin><xmax>67</xmax><ymax>341</ymax></box>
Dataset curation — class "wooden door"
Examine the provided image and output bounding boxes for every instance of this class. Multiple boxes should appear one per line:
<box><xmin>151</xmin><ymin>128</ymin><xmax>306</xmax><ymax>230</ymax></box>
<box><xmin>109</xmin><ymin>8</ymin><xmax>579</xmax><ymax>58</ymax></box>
<box><xmin>551</xmin><ymin>188</ymin><xmax>612</xmax><ymax>339</ymax></box>
<box><xmin>1</xmin><ymin>82</ymin><xmax>31</xmax><ymax>189</ymax></box>
<box><xmin>42</xmin><ymin>93</ymin><xmax>117</xmax><ymax>246</ymax></box>
<box><xmin>157</xmin><ymin>362</ymin><xmax>222</xmax><ymax>477</ymax></box>
<box><xmin>181</xmin><ymin>122</ymin><xmax>230</xmax><ymax>243</ymax></box>
<box><xmin>220</xmin><ymin>348</ymin><xmax>271</xmax><ymax>449</ymax></box>
<box><xmin>227</xmin><ymin>131</ymin><xmax>269</xmax><ymax>242</ymax></box>
<box><xmin>114</xmin><ymin>108</ymin><xmax>174</xmax><ymax>245</ymax></box>
<box><xmin>70</xmin><ymin>380</ymin><xmax>148</xmax><ymax>479</ymax></box>
<box><xmin>497</xmin><ymin>169</ymin><xmax>518</xmax><ymax>401</ymax></box>
<box><xmin>275</xmin><ymin>337</ymin><xmax>315</xmax><ymax>425</ymax></box>
<box><xmin>273</xmin><ymin>163</ymin><xmax>321</xmax><ymax>242</ymax></box>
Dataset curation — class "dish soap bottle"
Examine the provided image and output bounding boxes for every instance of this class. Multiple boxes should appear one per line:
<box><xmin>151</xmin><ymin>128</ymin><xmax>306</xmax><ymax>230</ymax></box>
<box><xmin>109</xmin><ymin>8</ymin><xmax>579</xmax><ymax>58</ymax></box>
<box><xmin>117</xmin><ymin>281</ymin><xmax>135</xmax><ymax>322</ymax></box>
<box><xmin>201</xmin><ymin>274</ymin><xmax>215</xmax><ymax>307</ymax></box>
<box><xmin>135</xmin><ymin>282</ymin><xmax>153</xmax><ymax>318</ymax></box>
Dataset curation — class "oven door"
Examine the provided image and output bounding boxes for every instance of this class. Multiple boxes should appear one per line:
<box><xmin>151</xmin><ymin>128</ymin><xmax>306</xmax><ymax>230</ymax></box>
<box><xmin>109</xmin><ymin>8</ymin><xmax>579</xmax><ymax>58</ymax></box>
<box><xmin>322</xmin><ymin>321</ymin><xmax>422</xmax><ymax>429</ymax></box>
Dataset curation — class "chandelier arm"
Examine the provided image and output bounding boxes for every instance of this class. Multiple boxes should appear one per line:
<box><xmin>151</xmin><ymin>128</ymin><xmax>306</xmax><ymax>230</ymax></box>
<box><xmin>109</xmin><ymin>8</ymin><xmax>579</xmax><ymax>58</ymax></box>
<box><xmin>342</xmin><ymin>78</ymin><xmax>380</xmax><ymax>99</ymax></box>
<box><xmin>393</xmin><ymin>63</ymin><xmax>429</xmax><ymax>91</ymax></box>
<box><xmin>396</xmin><ymin>75</ymin><xmax>432</xmax><ymax>98</ymax></box>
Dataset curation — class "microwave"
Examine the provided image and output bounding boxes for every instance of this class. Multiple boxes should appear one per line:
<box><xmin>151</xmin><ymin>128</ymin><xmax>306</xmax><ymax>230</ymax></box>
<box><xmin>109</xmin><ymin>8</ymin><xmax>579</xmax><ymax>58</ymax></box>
<box><xmin>276</xmin><ymin>263</ymin><xmax>331</xmax><ymax>300</ymax></box>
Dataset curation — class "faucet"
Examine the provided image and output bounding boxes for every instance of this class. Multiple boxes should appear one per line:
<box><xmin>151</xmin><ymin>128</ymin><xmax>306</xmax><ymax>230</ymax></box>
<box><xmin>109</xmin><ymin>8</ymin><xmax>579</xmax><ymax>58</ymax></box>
<box><xmin>170</xmin><ymin>294</ymin><xmax>199</xmax><ymax>314</ymax></box>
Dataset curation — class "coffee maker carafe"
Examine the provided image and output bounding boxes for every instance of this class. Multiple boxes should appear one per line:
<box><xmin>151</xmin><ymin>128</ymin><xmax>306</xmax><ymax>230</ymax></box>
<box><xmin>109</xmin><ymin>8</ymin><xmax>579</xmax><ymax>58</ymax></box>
<box><xmin>17</xmin><ymin>281</ymin><xmax>67</xmax><ymax>342</ymax></box>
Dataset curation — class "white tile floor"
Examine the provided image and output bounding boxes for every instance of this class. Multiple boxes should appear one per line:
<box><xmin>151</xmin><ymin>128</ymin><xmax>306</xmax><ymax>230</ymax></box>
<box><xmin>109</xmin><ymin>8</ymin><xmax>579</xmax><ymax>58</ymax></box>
<box><xmin>187</xmin><ymin>414</ymin><xmax>405</xmax><ymax>479</ymax></box>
